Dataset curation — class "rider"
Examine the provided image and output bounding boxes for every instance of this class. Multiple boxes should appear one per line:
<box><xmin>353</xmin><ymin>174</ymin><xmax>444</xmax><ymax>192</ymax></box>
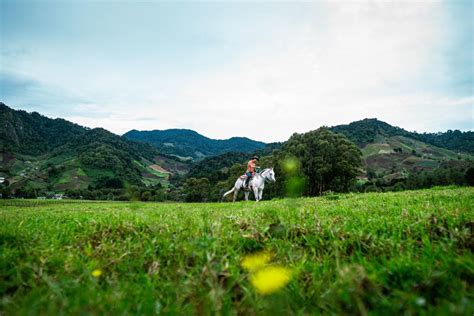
<box><xmin>245</xmin><ymin>156</ymin><xmax>259</xmax><ymax>188</ymax></box>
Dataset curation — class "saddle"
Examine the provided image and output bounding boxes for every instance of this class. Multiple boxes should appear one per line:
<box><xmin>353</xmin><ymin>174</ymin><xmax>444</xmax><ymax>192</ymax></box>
<box><xmin>239</xmin><ymin>174</ymin><xmax>252</xmax><ymax>190</ymax></box>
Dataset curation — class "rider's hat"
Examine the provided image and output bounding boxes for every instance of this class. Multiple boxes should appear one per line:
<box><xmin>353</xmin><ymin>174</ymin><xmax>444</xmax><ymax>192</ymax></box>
<box><xmin>252</xmin><ymin>155</ymin><xmax>260</xmax><ymax>160</ymax></box>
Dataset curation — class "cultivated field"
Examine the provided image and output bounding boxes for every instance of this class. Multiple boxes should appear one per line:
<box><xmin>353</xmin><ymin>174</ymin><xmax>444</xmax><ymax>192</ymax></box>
<box><xmin>1</xmin><ymin>187</ymin><xmax>473</xmax><ymax>315</ymax></box>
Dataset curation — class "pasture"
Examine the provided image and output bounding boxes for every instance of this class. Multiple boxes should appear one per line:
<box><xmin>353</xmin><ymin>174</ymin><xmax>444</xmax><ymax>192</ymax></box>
<box><xmin>1</xmin><ymin>187</ymin><xmax>473</xmax><ymax>315</ymax></box>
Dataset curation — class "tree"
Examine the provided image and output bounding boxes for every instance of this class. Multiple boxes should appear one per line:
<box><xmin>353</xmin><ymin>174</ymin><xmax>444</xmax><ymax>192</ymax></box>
<box><xmin>283</xmin><ymin>127</ymin><xmax>362</xmax><ymax>196</ymax></box>
<box><xmin>182</xmin><ymin>177</ymin><xmax>211</xmax><ymax>202</ymax></box>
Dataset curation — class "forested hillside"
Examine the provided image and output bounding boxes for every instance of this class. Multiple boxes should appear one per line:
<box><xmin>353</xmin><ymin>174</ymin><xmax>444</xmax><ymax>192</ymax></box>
<box><xmin>0</xmin><ymin>104</ymin><xmax>180</xmax><ymax>199</ymax></box>
<box><xmin>0</xmin><ymin>102</ymin><xmax>87</xmax><ymax>155</ymax></box>
<box><xmin>123</xmin><ymin>129</ymin><xmax>266</xmax><ymax>160</ymax></box>
<box><xmin>185</xmin><ymin>152</ymin><xmax>249</xmax><ymax>183</ymax></box>
<box><xmin>326</xmin><ymin>119</ymin><xmax>473</xmax><ymax>190</ymax></box>
<box><xmin>411</xmin><ymin>130</ymin><xmax>474</xmax><ymax>154</ymax></box>
<box><xmin>179</xmin><ymin>122</ymin><xmax>473</xmax><ymax>202</ymax></box>
<box><xmin>331</xmin><ymin>118</ymin><xmax>474</xmax><ymax>153</ymax></box>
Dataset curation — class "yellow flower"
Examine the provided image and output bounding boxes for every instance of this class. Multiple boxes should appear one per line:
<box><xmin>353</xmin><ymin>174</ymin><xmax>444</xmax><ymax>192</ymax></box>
<box><xmin>91</xmin><ymin>269</ymin><xmax>102</xmax><ymax>278</ymax></box>
<box><xmin>250</xmin><ymin>266</ymin><xmax>291</xmax><ymax>295</ymax></box>
<box><xmin>241</xmin><ymin>252</ymin><xmax>271</xmax><ymax>272</ymax></box>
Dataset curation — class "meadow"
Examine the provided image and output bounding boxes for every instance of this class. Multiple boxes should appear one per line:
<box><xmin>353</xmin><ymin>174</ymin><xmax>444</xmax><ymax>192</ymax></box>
<box><xmin>1</xmin><ymin>187</ymin><xmax>473</xmax><ymax>315</ymax></box>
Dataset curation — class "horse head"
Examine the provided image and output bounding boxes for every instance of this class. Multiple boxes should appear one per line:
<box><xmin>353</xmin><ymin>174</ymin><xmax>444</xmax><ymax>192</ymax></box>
<box><xmin>262</xmin><ymin>168</ymin><xmax>276</xmax><ymax>183</ymax></box>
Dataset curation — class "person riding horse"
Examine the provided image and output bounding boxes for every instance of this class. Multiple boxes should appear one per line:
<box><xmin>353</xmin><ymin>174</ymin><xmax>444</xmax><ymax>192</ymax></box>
<box><xmin>223</xmin><ymin>164</ymin><xmax>275</xmax><ymax>202</ymax></box>
<box><xmin>245</xmin><ymin>156</ymin><xmax>259</xmax><ymax>188</ymax></box>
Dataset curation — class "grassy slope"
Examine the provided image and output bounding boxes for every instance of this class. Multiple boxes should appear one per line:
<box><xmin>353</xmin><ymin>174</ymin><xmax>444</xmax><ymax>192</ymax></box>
<box><xmin>1</xmin><ymin>187</ymin><xmax>473</xmax><ymax>315</ymax></box>
<box><xmin>3</xmin><ymin>153</ymin><xmax>174</xmax><ymax>192</ymax></box>
<box><xmin>361</xmin><ymin>136</ymin><xmax>472</xmax><ymax>180</ymax></box>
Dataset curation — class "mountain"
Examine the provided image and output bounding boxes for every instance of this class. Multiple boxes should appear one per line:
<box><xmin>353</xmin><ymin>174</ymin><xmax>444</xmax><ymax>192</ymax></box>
<box><xmin>0</xmin><ymin>103</ymin><xmax>87</xmax><ymax>155</ymax></box>
<box><xmin>410</xmin><ymin>130</ymin><xmax>474</xmax><ymax>154</ymax></box>
<box><xmin>0</xmin><ymin>103</ymin><xmax>186</xmax><ymax>194</ymax></box>
<box><xmin>184</xmin><ymin>151</ymin><xmax>249</xmax><ymax>183</ymax></box>
<box><xmin>1</xmin><ymin>103</ymin><xmax>471</xmax><ymax>197</ymax></box>
<box><xmin>329</xmin><ymin>119</ymin><xmax>473</xmax><ymax>184</ymax></box>
<box><xmin>331</xmin><ymin>118</ymin><xmax>474</xmax><ymax>153</ymax></box>
<box><xmin>123</xmin><ymin>129</ymin><xmax>266</xmax><ymax>160</ymax></box>
<box><xmin>0</xmin><ymin>103</ymin><xmax>264</xmax><ymax>196</ymax></box>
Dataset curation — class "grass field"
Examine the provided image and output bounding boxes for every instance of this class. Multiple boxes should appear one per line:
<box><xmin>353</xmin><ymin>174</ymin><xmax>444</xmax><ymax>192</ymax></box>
<box><xmin>1</xmin><ymin>187</ymin><xmax>473</xmax><ymax>315</ymax></box>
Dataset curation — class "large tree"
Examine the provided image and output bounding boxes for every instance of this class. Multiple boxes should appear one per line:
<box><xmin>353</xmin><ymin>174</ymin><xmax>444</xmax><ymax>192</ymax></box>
<box><xmin>283</xmin><ymin>127</ymin><xmax>362</xmax><ymax>196</ymax></box>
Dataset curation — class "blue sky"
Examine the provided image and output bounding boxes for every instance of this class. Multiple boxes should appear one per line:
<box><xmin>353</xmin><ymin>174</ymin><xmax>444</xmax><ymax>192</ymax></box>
<box><xmin>1</xmin><ymin>0</ymin><xmax>472</xmax><ymax>142</ymax></box>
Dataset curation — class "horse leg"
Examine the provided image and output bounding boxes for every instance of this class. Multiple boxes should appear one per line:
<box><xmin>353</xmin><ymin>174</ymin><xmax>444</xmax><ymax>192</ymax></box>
<box><xmin>253</xmin><ymin>187</ymin><xmax>259</xmax><ymax>201</ymax></box>
<box><xmin>244</xmin><ymin>192</ymin><xmax>249</xmax><ymax>201</ymax></box>
<box><xmin>233</xmin><ymin>188</ymin><xmax>239</xmax><ymax>202</ymax></box>
<box><xmin>259</xmin><ymin>189</ymin><xmax>263</xmax><ymax>201</ymax></box>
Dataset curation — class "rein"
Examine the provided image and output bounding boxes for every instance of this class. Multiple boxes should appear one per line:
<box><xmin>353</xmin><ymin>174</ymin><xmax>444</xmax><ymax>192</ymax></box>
<box><xmin>257</xmin><ymin>168</ymin><xmax>270</xmax><ymax>177</ymax></box>
<box><xmin>256</xmin><ymin>168</ymin><xmax>273</xmax><ymax>182</ymax></box>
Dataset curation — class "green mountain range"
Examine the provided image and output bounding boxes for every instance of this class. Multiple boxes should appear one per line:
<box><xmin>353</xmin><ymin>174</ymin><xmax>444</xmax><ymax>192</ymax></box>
<box><xmin>123</xmin><ymin>129</ymin><xmax>266</xmax><ymax>160</ymax></box>
<box><xmin>0</xmin><ymin>103</ymin><xmax>186</xmax><ymax>194</ymax></box>
<box><xmin>1</xmin><ymin>103</ymin><xmax>472</xmax><ymax>196</ymax></box>
<box><xmin>329</xmin><ymin>119</ymin><xmax>473</xmax><ymax>184</ymax></box>
<box><xmin>183</xmin><ymin>119</ymin><xmax>473</xmax><ymax>188</ymax></box>
<box><xmin>330</xmin><ymin>118</ymin><xmax>474</xmax><ymax>153</ymax></box>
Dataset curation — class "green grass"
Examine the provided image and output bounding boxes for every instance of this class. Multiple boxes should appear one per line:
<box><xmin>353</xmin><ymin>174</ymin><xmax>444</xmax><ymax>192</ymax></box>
<box><xmin>1</xmin><ymin>187</ymin><xmax>473</xmax><ymax>315</ymax></box>
<box><xmin>415</xmin><ymin>160</ymin><xmax>439</xmax><ymax>169</ymax></box>
<box><xmin>361</xmin><ymin>143</ymin><xmax>392</xmax><ymax>157</ymax></box>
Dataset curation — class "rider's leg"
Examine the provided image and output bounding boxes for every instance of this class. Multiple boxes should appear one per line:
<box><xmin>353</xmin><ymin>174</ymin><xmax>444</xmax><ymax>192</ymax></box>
<box><xmin>245</xmin><ymin>172</ymin><xmax>252</xmax><ymax>187</ymax></box>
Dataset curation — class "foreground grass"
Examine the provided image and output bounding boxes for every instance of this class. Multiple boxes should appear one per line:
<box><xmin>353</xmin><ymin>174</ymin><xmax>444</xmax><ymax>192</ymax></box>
<box><xmin>1</xmin><ymin>187</ymin><xmax>473</xmax><ymax>315</ymax></box>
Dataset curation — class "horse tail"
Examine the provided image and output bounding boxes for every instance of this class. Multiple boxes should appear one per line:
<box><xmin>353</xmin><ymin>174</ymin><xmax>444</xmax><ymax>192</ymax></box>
<box><xmin>222</xmin><ymin>187</ymin><xmax>235</xmax><ymax>201</ymax></box>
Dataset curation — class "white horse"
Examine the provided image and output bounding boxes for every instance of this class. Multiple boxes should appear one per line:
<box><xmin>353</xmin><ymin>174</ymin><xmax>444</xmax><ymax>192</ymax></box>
<box><xmin>222</xmin><ymin>168</ymin><xmax>276</xmax><ymax>202</ymax></box>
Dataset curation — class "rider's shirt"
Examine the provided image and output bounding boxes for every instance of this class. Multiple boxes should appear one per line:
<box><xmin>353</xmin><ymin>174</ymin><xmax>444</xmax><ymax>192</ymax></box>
<box><xmin>247</xmin><ymin>160</ymin><xmax>256</xmax><ymax>175</ymax></box>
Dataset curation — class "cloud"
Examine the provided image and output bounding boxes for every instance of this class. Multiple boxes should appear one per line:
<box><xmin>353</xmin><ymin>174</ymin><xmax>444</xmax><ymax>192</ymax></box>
<box><xmin>153</xmin><ymin>1</ymin><xmax>471</xmax><ymax>141</ymax></box>
<box><xmin>0</xmin><ymin>72</ymin><xmax>103</xmax><ymax>118</ymax></box>
<box><xmin>1</xmin><ymin>1</ymin><xmax>472</xmax><ymax>141</ymax></box>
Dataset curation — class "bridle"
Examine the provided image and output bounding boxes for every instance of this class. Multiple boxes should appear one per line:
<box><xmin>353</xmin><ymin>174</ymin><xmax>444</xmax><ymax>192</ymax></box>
<box><xmin>258</xmin><ymin>168</ymin><xmax>274</xmax><ymax>183</ymax></box>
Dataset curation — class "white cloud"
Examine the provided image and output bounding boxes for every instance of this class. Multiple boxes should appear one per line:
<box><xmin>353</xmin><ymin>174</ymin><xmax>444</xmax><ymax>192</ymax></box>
<box><xmin>3</xmin><ymin>1</ymin><xmax>472</xmax><ymax>141</ymax></box>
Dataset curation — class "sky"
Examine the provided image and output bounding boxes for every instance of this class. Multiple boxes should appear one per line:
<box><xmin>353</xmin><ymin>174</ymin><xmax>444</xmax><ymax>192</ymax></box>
<box><xmin>1</xmin><ymin>0</ymin><xmax>472</xmax><ymax>142</ymax></box>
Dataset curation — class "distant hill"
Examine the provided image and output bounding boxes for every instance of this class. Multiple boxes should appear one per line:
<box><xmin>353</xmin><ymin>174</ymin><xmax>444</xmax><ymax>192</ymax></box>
<box><xmin>410</xmin><ymin>130</ymin><xmax>474</xmax><ymax>154</ymax></box>
<box><xmin>329</xmin><ymin>119</ymin><xmax>473</xmax><ymax>183</ymax></box>
<box><xmin>184</xmin><ymin>152</ymin><xmax>249</xmax><ymax>183</ymax></box>
<box><xmin>123</xmin><ymin>129</ymin><xmax>266</xmax><ymax>160</ymax></box>
<box><xmin>330</xmin><ymin>118</ymin><xmax>473</xmax><ymax>153</ymax></box>
<box><xmin>1</xmin><ymin>103</ymin><xmax>471</xmax><ymax>196</ymax></box>
<box><xmin>0</xmin><ymin>103</ymin><xmax>185</xmax><ymax>193</ymax></box>
<box><xmin>0</xmin><ymin>103</ymin><xmax>87</xmax><ymax>155</ymax></box>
